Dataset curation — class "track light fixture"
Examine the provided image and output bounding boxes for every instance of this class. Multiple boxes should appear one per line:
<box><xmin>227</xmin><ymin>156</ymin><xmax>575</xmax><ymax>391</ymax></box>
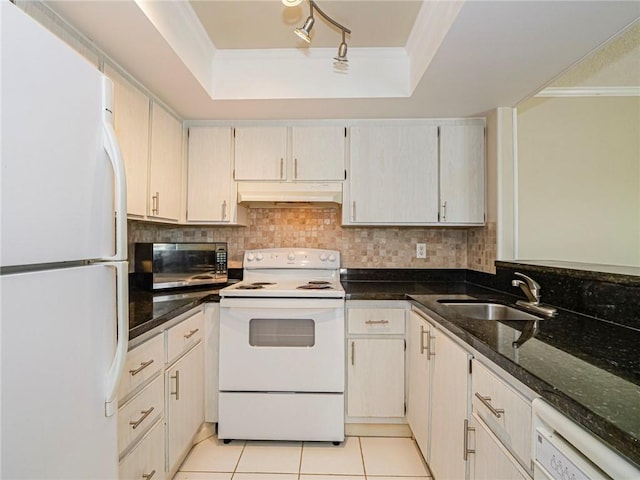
<box><xmin>286</xmin><ymin>0</ymin><xmax>351</xmax><ymax>66</ymax></box>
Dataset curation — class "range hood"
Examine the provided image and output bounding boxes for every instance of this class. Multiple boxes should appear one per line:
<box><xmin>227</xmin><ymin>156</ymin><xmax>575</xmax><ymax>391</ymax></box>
<box><xmin>237</xmin><ymin>182</ymin><xmax>342</xmax><ymax>208</ymax></box>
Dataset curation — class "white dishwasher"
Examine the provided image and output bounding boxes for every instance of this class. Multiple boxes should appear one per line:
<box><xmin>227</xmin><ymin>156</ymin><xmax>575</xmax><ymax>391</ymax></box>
<box><xmin>532</xmin><ymin>399</ymin><xmax>639</xmax><ymax>480</ymax></box>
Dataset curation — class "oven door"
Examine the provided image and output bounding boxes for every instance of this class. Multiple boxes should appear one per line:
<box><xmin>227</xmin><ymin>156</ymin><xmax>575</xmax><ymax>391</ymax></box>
<box><xmin>219</xmin><ymin>297</ymin><xmax>345</xmax><ymax>393</ymax></box>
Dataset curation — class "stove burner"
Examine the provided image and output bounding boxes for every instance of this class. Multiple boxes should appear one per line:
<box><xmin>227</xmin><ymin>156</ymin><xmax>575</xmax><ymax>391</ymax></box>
<box><xmin>235</xmin><ymin>282</ymin><xmax>276</xmax><ymax>290</ymax></box>
<box><xmin>237</xmin><ymin>284</ymin><xmax>264</xmax><ymax>290</ymax></box>
<box><xmin>297</xmin><ymin>283</ymin><xmax>334</xmax><ymax>290</ymax></box>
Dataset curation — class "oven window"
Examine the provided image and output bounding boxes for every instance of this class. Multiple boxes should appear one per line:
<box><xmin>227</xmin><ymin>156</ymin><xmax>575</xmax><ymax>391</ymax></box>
<box><xmin>249</xmin><ymin>319</ymin><xmax>315</xmax><ymax>347</ymax></box>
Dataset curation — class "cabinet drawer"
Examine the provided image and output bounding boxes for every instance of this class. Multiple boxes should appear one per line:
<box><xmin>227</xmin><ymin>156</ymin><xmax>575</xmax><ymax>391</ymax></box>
<box><xmin>118</xmin><ymin>374</ymin><xmax>164</xmax><ymax>455</ymax></box>
<box><xmin>472</xmin><ymin>361</ymin><xmax>532</xmax><ymax>471</ymax></box>
<box><xmin>348</xmin><ymin>308</ymin><xmax>405</xmax><ymax>334</ymax></box>
<box><xmin>167</xmin><ymin>309</ymin><xmax>204</xmax><ymax>364</ymax></box>
<box><xmin>119</xmin><ymin>419</ymin><xmax>165</xmax><ymax>480</ymax></box>
<box><xmin>119</xmin><ymin>333</ymin><xmax>164</xmax><ymax>401</ymax></box>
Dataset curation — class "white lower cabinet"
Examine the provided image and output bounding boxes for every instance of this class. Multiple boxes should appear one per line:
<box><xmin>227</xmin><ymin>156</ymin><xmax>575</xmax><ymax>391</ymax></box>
<box><xmin>407</xmin><ymin>310</ymin><xmax>431</xmax><ymax>458</ymax></box>
<box><xmin>119</xmin><ymin>420</ymin><xmax>166</xmax><ymax>480</ymax></box>
<box><xmin>347</xmin><ymin>338</ymin><xmax>405</xmax><ymax>417</ymax></box>
<box><xmin>346</xmin><ymin>301</ymin><xmax>406</xmax><ymax>422</ymax></box>
<box><xmin>118</xmin><ymin>334</ymin><xmax>165</xmax><ymax>480</ymax></box>
<box><xmin>407</xmin><ymin>308</ymin><xmax>471</xmax><ymax>480</ymax></box>
<box><xmin>118</xmin><ymin>306</ymin><xmax>207</xmax><ymax>479</ymax></box>
<box><xmin>470</xmin><ymin>360</ymin><xmax>533</xmax><ymax>478</ymax></box>
<box><xmin>470</xmin><ymin>413</ymin><xmax>528</xmax><ymax>480</ymax></box>
<box><xmin>429</xmin><ymin>324</ymin><xmax>472</xmax><ymax>480</ymax></box>
<box><xmin>166</xmin><ymin>342</ymin><xmax>204</xmax><ymax>472</ymax></box>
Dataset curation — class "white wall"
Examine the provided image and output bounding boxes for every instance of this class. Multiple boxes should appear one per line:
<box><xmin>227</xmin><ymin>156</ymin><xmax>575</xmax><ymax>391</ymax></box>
<box><xmin>516</xmin><ymin>96</ymin><xmax>640</xmax><ymax>266</ymax></box>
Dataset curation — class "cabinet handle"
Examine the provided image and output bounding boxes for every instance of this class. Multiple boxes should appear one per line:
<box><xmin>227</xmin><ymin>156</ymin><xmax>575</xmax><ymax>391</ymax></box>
<box><xmin>171</xmin><ymin>370</ymin><xmax>180</xmax><ymax>400</ymax></box>
<box><xmin>142</xmin><ymin>470</ymin><xmax>156</xmax><ymax>480</ymax></box>
<box><xmin>129</xmin><ymin>407</ymin><xmax>155</xmax><ymax>430</ymax></box>
<box><xmin>151</xmin><ymin>192</ymin><xmax>159</xmax><ymax>215</ymax></box>
<box><xmin>365</xmin><ymin>319</ymin><xmax>389</xmax><ymax>325</ymax></box>
<box><xmin>352</xmin><ymin>201</ymin><xmax>356</xmax><ymax>221</ymax></box>
<box><xmin>475</xmin><ymin>393</ymin><xmax>504</xmax><ymax>418</ymax></box>
<box><xmin>441</xmin><ymin>200</ymin><xmax>447</xmax><ymax>222</ymax></box>
<box><xmin>463</xmin><ymin>419</ymin><xmax>475</xmax><ymax>460</ymax></box>
<box><xmin>184</xmin><ymin>328</ymin><xmax>199</xmax><ymax>339</ymax></box>
<box><xmin>222</xmin><ymin>200</ymin><xmax>227</xmax><ymax>220</ymax></box>
<box><xmin>129</xmin><ymin>359</ymin><xmax>154</xmax><ymax>376</ymax></box>
<box><xmin>420</xmin><ymin>325</ymin><xmax>427</xmax><ymax>355</ymax></box>
<box><xmin>294</xmin><ymin>158</ymin><xmax>298</xmax><ymax>179</ymax></box>
<box><xmin>280</xmin><ymin>158</ymin><xmax>284</xmax><ymax>179</ymax></box>
<box><xmin>351</xmin><ymin>341</ymin><xmax>355</xmax><ymax>366</ymax></box>
<box><xmin>426</xmin><ymin>331</ymin><xmax>435</xmax><ymax>358</ymax></box>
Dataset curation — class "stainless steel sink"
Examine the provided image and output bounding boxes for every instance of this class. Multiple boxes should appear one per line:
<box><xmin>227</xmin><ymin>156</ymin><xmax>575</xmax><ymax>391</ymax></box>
<box><xmin>438</xmin><ymin>301</ymin><xmax>543</xmax><ymax>321</ymax></box>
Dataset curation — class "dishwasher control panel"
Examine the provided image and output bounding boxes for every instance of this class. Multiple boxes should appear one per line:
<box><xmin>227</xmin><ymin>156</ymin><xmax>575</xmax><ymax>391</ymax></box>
<box><xmin>535</xmin><ymin>427</ymin><xmax>594</xmax><ymax>480</ymax></box>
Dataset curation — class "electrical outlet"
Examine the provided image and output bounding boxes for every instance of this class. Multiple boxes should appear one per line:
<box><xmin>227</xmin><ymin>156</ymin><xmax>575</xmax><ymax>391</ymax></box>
<box><xmin>416</xmin><ymin>243</ymin><xmax>426</xmax><ymax>259</ymax></box>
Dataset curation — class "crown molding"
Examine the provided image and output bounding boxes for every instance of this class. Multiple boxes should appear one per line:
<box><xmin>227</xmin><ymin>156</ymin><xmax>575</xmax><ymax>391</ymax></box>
<box><xmin>536</xmin><ymin>86</ymin><xmax>640</xmax><ymax>97</ymax></box>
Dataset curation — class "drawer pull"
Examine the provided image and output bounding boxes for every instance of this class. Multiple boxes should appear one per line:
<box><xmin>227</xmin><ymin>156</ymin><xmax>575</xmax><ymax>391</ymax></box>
<box><xmin>129</xmin><ymin>359</ymin><xmax>154</xmax><ymax>376</ymax></box>
<box><xmin>142</xmin><ymin>470</ymin><xmax>156</xmax><ymax>480</ymax></box>
<box><xmin>129</xmin><ymin>407</ymin><xmax>155</xmax><ymax>430</ymax></box>
<box><xmin>463</xmin><ymin>419</ymin><xmax>475</xmax><ymax>460</ymax></box>
<box><xmin>171</xmin><ymin>370</ymin><xmax>180</xmax><ymax>400</ymax></box>
<box><xmin>475</xmin><ymin>393</ymin><xmax>504</xmax><ymax>418</ymax></box>
<box><xmin>184</xmin><ymin>328</ymin><xmax>200</xmax><ymax>339</ymax></box>
<box><xmin>365</xmin><ymin>320</ymin><xmax>389</xmax><ymax>325</ymax></box>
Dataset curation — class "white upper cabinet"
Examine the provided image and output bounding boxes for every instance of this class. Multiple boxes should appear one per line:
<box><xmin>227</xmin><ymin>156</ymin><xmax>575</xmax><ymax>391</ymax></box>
<box><xmin>439</xmin><ymin>124</ymin><xmax>485</xmax><ymax>224</ymax></box>
<box><xmin>187</xmin><ymin>126</ymin><xmax>242</xmax><ymax>223</ymax></box>
<box><xmin>345</xmin><ymin>124</ymin><xmax>439</xmax><ymax>225</ymax></box>
<box><xmin>234</xmin><ymin>126</ymin><xmax>288</xmax><ymax>181</ymax></box>
<box><xmin>343</xmin><ymin>120</ymin><xmax>485</xmax><ymax>226</ymax></box>
<box><xmin>234</xmin><ymin>125</ymin><xmax>346</xmax><ymax>182</ymax></box>
<box><xmin>104</xmin><ymin>64</ymin><xmax>150</xmax><ymax>218</ymax></box>
<box><xmin>149</xmin><ymin>103</ymin><xmax>183</xmax><ymax>222</ymax></box>
<box><xmin>291</xmin><ymin>126</ymin><xmax>346</xmax><ymax>181</ymax></box>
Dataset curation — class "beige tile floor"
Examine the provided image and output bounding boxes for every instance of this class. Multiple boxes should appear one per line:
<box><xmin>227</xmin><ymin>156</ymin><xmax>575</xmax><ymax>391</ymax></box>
<box><xmin>174</xmin><ymin>435</ymin><xmax>432</xmax><ymax>480</ymax></box>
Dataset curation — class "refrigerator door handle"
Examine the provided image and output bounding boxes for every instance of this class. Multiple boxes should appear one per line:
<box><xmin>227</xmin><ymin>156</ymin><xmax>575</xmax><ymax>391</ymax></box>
<box><xmin>104</xmin><ymin>261</ymin><xmax>129</xmax><ymax>417</ymax></box>
<box><xmin>102</xmin><ymin>77</ymin><xmax>127</xmax><ymax>262</ymax></box>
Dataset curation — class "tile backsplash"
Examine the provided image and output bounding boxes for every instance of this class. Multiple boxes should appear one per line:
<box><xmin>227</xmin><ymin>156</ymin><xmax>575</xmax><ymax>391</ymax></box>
<box><xmin>128</xmin><ymin>208</ymin><xmax>497</xmax><ymax>273</ymax></box>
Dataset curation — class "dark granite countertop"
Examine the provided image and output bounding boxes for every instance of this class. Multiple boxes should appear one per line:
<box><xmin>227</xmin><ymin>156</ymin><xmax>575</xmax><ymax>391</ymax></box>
<box><xmin>129</xmin><ymin>287</ymin><xmax>221</xmax><ymax>340</ymax></box>
<box><xmin>343</xmin><ymin>280</ymin><xmax>640</xmax><ymax>469</ymax></box>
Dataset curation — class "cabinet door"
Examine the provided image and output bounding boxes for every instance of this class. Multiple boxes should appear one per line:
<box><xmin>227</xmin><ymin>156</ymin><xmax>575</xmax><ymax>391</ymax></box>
<box><xmin>234</xmin><ymin>126</ymin><xmax>288</xmax><ymax>180</ymax></box>
<box><xmin>429</xmin><ymin>326</ymin><xmax>471</xmax><ymax>480</ymax></box>
<box><xmin>149</xmin><ymin>103</ymin><xmax>183</xmax><ymax>221</ymax></box>
<box><xmin>347</xmin><ymin>338</ymin><xmax>405</xmax><ymax>418</ymax></box>
<box><xmin>187</xmin><ymin>126</ymin><xmax>233</xmax><ymax>222</ymax></box>
<box><xmin>347</xmin><ymin>125</ymin><xmax>439</xmax><ymax>224</ymax></box>
<box><xmin>292</xmin><ymin>126</ymin><xmax>345</xmax><ymax>181</ymax></box>
<box><xmin>470</xmin><ymin>415</ymin><xmax>528</xmax><ymax>480</ymax></box>
<box><xmin>407</xmin><ymin>311</ymin><xmax>432</xmax><ymax>461</ymax></box>
<box><xmin>439</xmin><ymin>124</ymin><xmax>485</xmax><ymax>224</ymax></box>
<box><xmin>104</xmin><ymin>65</ymin><xmax>150</xmax><ymax>218</ymax></box>
<box><xmin>119</xmin><ymin>420</ymin><xmax>166</xmax><ymax>480</ymax></box>
<box><xmin>166</xmin><ymin>343</ymin><xmax>204</xmax><ymax>471</ymax></box>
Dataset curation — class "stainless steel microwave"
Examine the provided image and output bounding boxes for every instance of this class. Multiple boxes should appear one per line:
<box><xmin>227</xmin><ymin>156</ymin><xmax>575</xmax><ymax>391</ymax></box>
<box><xmin>134</xmin><ymin>242</ymin><xmax>228</xmax><ymax>290</ymax></box>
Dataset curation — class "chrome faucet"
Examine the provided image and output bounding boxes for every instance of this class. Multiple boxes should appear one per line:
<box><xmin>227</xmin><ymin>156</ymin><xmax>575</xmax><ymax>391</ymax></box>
<box><xmin>511</xmin><ymin>272</ymin><xmax>557</xmax><ymax>317</ymax></box>
<box><xmin>512</xmin><ymin>272</ymin><xmax>541</xmax><ymax>305</ymax></box>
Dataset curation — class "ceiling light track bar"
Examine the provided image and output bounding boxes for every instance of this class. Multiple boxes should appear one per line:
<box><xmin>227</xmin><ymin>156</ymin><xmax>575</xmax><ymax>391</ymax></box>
<box><xmin>309</xmin><ymin>0</ymin><xmax>351</xmax><ymax>35</ymax></box>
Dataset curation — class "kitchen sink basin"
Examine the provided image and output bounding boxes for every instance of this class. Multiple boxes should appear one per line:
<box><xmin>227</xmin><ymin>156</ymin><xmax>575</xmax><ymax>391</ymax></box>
<box><xmin>438</xmin><ymin>301</ymin><xmax>543</xmax><ymax>321</ymax></box>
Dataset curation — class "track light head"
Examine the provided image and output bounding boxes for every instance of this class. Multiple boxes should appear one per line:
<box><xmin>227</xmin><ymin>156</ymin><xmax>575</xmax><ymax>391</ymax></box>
<box><xmin>334</xmin><ymin>40</ymin><xmax>348</xmax><ymax>65</ymax></box>
<box><xmin>294</xmin><ymin>15</ymin><xmax>315</xmax><ymax>43</ymax></box>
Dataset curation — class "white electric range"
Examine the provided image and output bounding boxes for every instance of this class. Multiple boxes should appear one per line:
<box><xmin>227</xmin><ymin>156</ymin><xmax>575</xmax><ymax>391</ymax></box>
<box><xmin>218</xmin><ymin>248</ymin><xmax>345</xmax><ymax>443</ymax></box>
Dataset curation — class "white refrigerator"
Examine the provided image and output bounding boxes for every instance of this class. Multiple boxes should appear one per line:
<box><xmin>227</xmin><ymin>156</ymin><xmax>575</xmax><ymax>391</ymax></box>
<box><xmin>1</xmin><ymin>3</ymin><xmax>129</xmax><ymax>479</ymax></box>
